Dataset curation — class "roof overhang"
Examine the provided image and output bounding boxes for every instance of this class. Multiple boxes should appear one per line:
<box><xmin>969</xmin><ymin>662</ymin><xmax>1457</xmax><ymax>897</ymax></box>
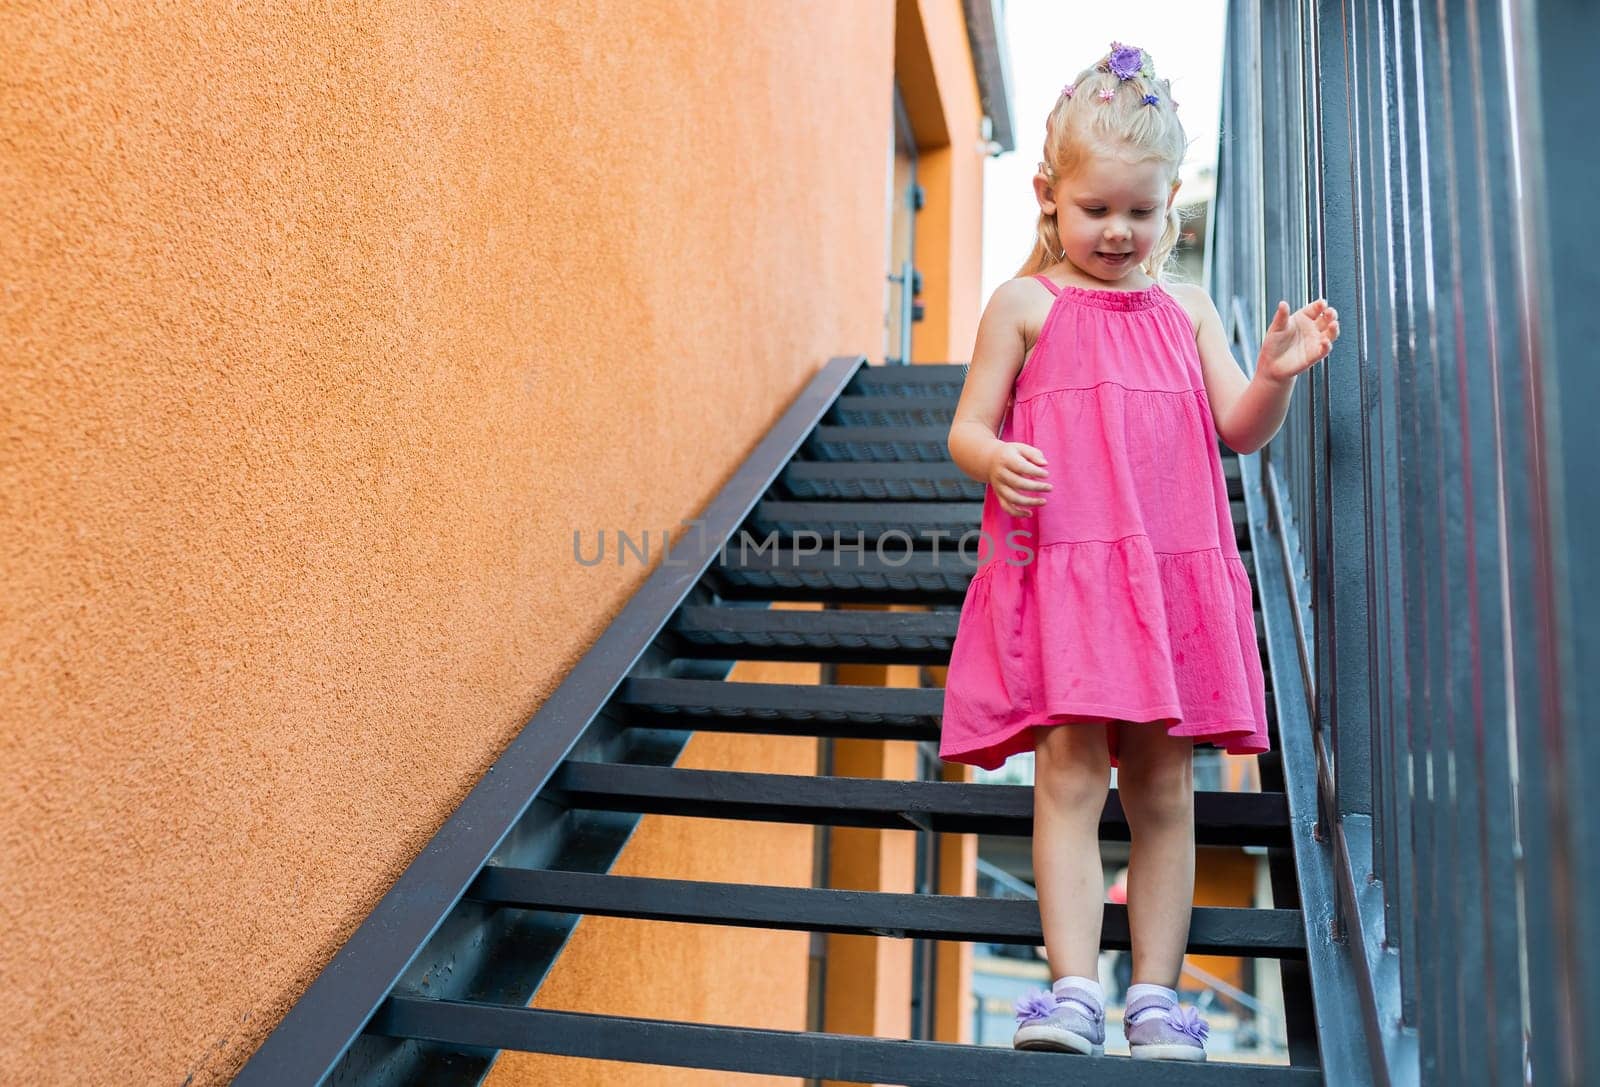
<box><xmin>962</xmin><ymin>0</ymin><xmax>1016</xmax><ymax>154</ymax></box>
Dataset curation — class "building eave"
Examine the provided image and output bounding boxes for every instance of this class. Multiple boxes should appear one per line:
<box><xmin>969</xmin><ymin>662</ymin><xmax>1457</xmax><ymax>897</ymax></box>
<box><xmin>962</xmin><ymin>0</ymin><xmax>1016</xmax><ymax>154</ymax></box>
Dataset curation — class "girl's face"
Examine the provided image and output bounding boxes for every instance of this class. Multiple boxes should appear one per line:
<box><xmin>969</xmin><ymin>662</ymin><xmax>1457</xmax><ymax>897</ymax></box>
<box><xmin>1035</xmin><ymin>151</ymin><xmax>1180</xmax><ymax>283</ymax></box>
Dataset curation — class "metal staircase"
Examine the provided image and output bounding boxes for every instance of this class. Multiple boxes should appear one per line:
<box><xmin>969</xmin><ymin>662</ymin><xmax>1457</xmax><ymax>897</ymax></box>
<box><xmin>236</xmin><ymin>355</ymin><xmax>1340</xmax><ymax>1086</ymax></box>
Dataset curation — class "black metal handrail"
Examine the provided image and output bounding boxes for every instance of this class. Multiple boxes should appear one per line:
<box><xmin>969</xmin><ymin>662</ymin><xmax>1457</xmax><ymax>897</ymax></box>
<box><xmin>233</xmin><ymin>355</ymin><xmax>867</xmax><ymax>1085</ymax></box>
<box><xmin>1214</xmin><ymin>2</ymin><xmax>1599</xmax><ymax>1084</ymax></box>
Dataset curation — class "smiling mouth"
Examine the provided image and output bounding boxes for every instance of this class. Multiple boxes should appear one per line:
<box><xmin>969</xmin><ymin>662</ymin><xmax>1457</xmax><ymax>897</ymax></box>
<box><xmin>1098</xmin><ymin>251</ymin><xmax>1132</xmax><ymax>260</ymax></box>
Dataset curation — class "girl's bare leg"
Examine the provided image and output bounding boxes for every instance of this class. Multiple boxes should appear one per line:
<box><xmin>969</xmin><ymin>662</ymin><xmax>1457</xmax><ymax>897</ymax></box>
<box><xmin>1115</xmin><ymin>721</ymin><xmax>1197</xmax><ymax>987</ymax></box>
<box><xmin>1031</xmin><ymin>722</ymin><xmax>1112</xmax><ymax>980</ymax></box>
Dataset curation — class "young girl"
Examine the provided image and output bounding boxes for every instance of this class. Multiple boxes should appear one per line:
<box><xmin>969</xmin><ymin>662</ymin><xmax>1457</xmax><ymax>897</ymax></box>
<box><xmin>940</xmin><ymin>42</ymin><xmax>1339</xmax><ymax>1062</ymax></box>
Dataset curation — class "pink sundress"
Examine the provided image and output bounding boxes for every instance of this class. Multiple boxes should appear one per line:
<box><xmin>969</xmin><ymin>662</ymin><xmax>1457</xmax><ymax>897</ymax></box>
<box><xmin>939</xmin><ymin>274</ymin><xmax>1271</xmax><ymax>770</ymax></box>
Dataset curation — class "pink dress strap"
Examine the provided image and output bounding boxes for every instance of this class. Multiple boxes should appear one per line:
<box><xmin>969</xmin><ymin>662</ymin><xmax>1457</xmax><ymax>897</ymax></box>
<box><xmin>1032</xmin><ymin>273</ymin><xmax>1062</xmax><ymax>296</ymax></box>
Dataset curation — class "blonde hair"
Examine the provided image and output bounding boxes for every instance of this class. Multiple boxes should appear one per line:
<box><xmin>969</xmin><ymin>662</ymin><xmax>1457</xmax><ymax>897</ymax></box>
<box><xmin>1016</xmin><ymin>44</ymin><xmax>1197</xmax><ymax>282</ymax></box>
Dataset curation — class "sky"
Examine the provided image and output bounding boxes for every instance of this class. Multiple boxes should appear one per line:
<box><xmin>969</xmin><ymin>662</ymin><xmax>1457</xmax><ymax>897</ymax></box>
<box><xmin>981</xmin><ymin>0</ymin><xmax>1228</xmax><ymax>301</ymax></box>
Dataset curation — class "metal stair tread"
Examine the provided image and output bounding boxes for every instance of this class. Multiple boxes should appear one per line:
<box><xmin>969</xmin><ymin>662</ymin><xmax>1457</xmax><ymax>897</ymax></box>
<box><xmin>780</xmin><ymin>457</ymin><xmax>1242</xmax><ymax>501</ymax></box>
<box><xmin>464</xmin><ymin>868</ymin><xmax>1308</xmax><ymax>956</ymax></box>
<box><xmin>618</xmin><ymin>676</ymin><xmax>944</xmax><ymax>722</ymax></box>
<box><xmin>550</xmin><ymin>761</ymin><xmax>1293</xmax><ymax>846</ymax></box>
<box><xmin>373</xmin><ymin>996</ymin><xmax>1324</xmax><ymax>1084</ymax></box>
<box><xmin>671</xmin><ymin>605</ymin><xmax>958</xmax><ymax>662</ymax></box>
<box><xmin>749</xmin><ymin>498</ymin><xmax>1252</xmax><ymax>548</ymax></box>
<box><xmin>675</xmin><ymin>604</ymin><xmax>959</xmax><ymax>634</ymax></box>
<box><xmin>831</xmin><ymin>396</ymin><xmax>959</xmax><ymax>426</ymax></box>
<box><xmin>806</xmin><ymin>423</ymin><xmax>1238</xmax><ymax>464</ymax></box>
<box><xmin>619</xmin><ymin>677</ymin><xmax>1275</xmax><ymax>743</ymax></box>
<box><xmin>844</xmin><ymin>363</ymin><xmax>966</xmax><ymax>397</ymax></box>
<box><xmin>710</xmin><ymin>545</ymin><xmax>1258</xmax><ymax>603</ymax></box>
<box><xmin>780</xmin><ymin>460</ymin><xmax>985</xmax><ymax>502</ymax></box>
<box><xmin>709</xmin><ymin>546</ymin><xmax>977</xmax><ymax>604</ymax></box>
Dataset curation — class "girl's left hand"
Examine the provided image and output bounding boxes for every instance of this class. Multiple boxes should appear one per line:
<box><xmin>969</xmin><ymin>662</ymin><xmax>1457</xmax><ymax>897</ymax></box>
<box><xmin>1259</xmin><ymin>298</ymin><xmax>1340</xmax><ymax>383</ymax></box>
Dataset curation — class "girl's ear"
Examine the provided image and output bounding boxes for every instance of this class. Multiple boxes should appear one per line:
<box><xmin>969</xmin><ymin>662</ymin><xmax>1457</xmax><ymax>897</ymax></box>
<box><xmin>1168</xmin><ymin>178</ymin><xmax>1183</xmax><ymax>209</ymax></box>
<box><xmin>1033</xmin><ymin>171</ymin><xmax>1057</xmax><ymax>215</ymax></box>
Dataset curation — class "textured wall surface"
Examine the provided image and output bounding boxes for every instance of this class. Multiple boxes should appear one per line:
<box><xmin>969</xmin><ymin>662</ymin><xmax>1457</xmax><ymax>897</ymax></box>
<box><xmin>0</xmin><ymin>2</ymin><xmax>894</xmax><ymax>1082</ymax></box>
<box><xmin>907</xmin><ymin>0</ymin><xmax>986</xmax><ymax>364</ymax></box>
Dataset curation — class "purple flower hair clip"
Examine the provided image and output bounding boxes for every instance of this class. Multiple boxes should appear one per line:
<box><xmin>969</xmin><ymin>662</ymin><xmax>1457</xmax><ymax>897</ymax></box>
<box><xmin>1169</xmin><ymin>1005</ymin><xmax>1211</xmax><ymax>1045</ymax></box>
<box><xmin>1108</xmin><ymin>42</ymin><xmax>1145</xmax><ymax>81</ymax></box>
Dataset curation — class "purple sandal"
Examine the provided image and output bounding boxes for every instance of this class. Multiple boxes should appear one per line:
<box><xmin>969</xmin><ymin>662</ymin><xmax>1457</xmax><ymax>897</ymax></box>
<box><xmin>1125</xmin><ymin>991</ymin><xmax>1209</xmax><ymax>1062</ymax></box>
<box><xmin>1011</xmin><ymin>985</ymin><xmax>1106</xmax><ymax>1056</ymax></box>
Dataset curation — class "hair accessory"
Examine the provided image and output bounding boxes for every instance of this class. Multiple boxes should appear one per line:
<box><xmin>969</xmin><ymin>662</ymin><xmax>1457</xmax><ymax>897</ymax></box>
<box><xmin>1142</xmin><ymin>94</ymin><xmax>1160</xmax><ymax>106</ymax></box>
<box><xmin>1062</xmin><ymin>83</ymin><xmax>1075</xmax><ymax>98</ymax></box>
<box><xmin>1097</xmin><ymin>87</ymin><xmax>1115</xmax><ymax>102</ymax></box>
<box><xmin>1108</xmin><ymin>42</ymin><xmax>1145</xmax><ymax>81</ymax></box>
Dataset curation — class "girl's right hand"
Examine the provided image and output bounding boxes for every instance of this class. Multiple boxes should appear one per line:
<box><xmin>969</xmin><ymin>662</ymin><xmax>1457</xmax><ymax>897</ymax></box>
<box><xmin>986</xmin><ymin>442</ymin><xmax>1052</xmax><ymax>517</ymax></box>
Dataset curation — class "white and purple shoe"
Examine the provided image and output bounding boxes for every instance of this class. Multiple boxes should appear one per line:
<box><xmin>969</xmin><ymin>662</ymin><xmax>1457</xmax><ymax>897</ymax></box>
<box><xmin>1011</xmin><ymin>985</ymin><xmax>1106</xmax><ymax>1055</ymax></box>
<box><xmin>1125</xmin><ymin>991</ymin><xmax>1210</xmax><ymax>1062</ymax></box>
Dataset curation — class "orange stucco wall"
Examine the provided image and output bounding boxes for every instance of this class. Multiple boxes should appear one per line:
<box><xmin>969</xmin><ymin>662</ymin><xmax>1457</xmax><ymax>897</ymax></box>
<box><xmin>1190</xmin><ymin>847</ymin><xmax>1259</xmax><ymax>992</ymax></box>
<box><xmin>0</xmin><ymin>2</ymin><xmax>899</xmax><ymax>1083</ymax></box>
<box><xmin>899</xmin><ymin>0</ymin><xmax>986</xmax><ymax>363</ymax></box>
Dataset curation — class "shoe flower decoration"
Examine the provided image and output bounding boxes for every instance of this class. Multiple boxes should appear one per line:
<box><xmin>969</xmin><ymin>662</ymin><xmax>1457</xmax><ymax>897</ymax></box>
<box><xmin>1169</xmin><ymin>1005</ymin><xmax>1211</xmax><ymax>1044</ymax></box>
<box><xmin>1013</xmin><ymin>989</ymin><xmax>1058</xmax><ymax>1022</ymax></box>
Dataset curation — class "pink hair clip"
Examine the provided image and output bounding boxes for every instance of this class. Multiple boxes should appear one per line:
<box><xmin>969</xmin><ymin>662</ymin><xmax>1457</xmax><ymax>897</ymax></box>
<box><xmin>1062</xmin><ymin>83</ymin><xmax>1075</xmax><ymax>98</ymax></box>
<box><xmin>1097</xmin><ymin>87</ymin><xmax>1115</xmax><ymax>102</ymax></box>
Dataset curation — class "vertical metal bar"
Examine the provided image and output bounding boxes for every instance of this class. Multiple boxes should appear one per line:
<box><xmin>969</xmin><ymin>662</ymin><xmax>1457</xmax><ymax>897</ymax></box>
<box><xmin>1323</xmin><ymin>0</ymin><xmax>1375</xmax><ymax>825</ymax></box>
<box><xmin>1248</xmin><ymin>0</ymin><xmax>1267</xmax><ymax>340</ymax></box>
<box><xmin>1433</xmin><ymin>0</ymin><xmax>1494</xmax><ymax>1073</ymax></box>
<box><xmin>910</xmin><ymin>746</ymin><xmax>940</xmax><ymax>1043</ymax></box>
<box><xmin>1309</xmin><ymin>0</ymin><xmax>1343</xmax><ymax>818</ymax></box>
<box><xmin>1456</xmin><ymin>3</ymin><xmax>1533</xmax><ymax>1082</ymax></box>
<box><xmin>1389</xmin><ymin>0</ymin><xmax>1429</xmax><ymax>1034</ymax></box>
<box><xmin>1350</xmin><ymin>0</ymin><xmax>1443</xmax><ymax>1076</ymax></box>
<box><xmin>1417</xmin><ymin>3</ymin><xmax>1485</xmax><ymax>1077</ymax></box>
<box><xmin>1411</xmin><ymin>4</ymin><xmax>1452</xmax><ymax>1078</ymax></box>
<box><xmin>900</xmin><ymin>259</ymin><xmax>915</xmax><ymax>367</ymax></box>
<box><xmin>1289</xmin><ymin>0</ymin><xmax>1310</xmax><ymax>309</ymax></box>
<box><xmin>1262</xmin><ymin>0</ymin><xmax>1289</xmax><ymax>315</ymax></box>
<box><xmin>1266</xmin><ymin>4</ymin><xmax>1338</xmax><ymax>1067</ymax></box>
<box><xmin>1368</xmin><ymin>0</ymin><xmax>1403</xmax><ymax>931</ymax></box>
<box><xmin>1284</xmin><ymin>0</ymin><xmax>1313</xmax><ymax>630</ymax></box>
<box><xmin>1515</xmin><ymin>1</ymin><xmax>1600</xmax><ymax>1081</ymax></box>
